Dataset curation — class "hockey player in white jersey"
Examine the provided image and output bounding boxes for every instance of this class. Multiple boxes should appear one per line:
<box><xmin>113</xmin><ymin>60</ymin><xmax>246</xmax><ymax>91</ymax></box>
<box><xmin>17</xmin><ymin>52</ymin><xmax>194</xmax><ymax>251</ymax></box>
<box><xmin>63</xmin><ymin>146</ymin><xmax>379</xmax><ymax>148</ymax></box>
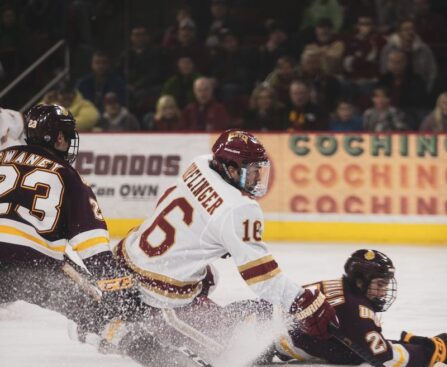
<box><xmin>112</xmin><ymin>129</ymin><xmax>337</xmax><ymax>348</ymax></box>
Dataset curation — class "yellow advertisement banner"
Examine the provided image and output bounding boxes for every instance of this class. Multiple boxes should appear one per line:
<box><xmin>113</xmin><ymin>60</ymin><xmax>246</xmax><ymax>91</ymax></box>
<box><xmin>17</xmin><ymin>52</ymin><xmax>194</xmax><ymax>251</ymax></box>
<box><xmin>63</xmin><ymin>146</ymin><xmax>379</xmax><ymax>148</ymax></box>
<box><xmin>257</xmin><ymin>133</ymin><xmax>447</xmax><ymax>217</ymax></box>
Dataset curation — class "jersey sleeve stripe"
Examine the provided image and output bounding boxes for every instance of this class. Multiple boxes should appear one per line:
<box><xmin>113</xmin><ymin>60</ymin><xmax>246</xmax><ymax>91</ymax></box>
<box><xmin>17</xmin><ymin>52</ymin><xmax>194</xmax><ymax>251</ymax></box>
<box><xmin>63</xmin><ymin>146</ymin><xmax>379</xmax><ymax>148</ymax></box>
<box><xmin>72</xmin><ymin>236</ymin><xmax>109</xmax><ymax>252</ymax></box>
<box><xmin>237</xmin><ymin>254</ymin><xmax>275</xmax><ymax>272</ymax></box>
<box><xmin>239</xmin><ymin>257</ymin><xmax>280</xmax><ymax>282</ymax></box>
<box><xmin>0</xmin><ymin>224</ymin><xmax>65</xmax><ymax>252</ymax></box>
<box><xmin>244</xmin><ymin>266</ymin><xmax>282</xmax><ymax>285</ymax></box>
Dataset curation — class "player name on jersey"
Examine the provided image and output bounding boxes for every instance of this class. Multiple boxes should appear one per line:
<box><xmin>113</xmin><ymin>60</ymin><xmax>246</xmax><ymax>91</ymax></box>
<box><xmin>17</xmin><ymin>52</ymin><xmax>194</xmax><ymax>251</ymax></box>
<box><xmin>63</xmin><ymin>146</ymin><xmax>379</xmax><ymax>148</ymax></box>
<box><xmin>182</xmin><ymin>162</ymin><xmax>223</xmax><ymax>215</ymax></box>
<box><xmin>0</xmin><ymin>149</ymin><xmax>63</xmax><ymax>172</ymax></box>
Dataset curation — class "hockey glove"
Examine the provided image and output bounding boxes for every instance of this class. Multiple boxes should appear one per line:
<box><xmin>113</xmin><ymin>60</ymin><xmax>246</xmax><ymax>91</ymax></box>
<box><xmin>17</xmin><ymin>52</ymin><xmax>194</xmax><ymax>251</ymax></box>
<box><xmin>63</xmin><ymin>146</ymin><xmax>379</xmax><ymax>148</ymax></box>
<box><xmin>290</xmin><ymin>288</ymin><xmax>338</xmax><ymax>339</ymax></box>
<box><xmin>83</xmin><ymin>252</ymin><xmax>139</xmax><ymax>319</ymax></box>
<box><xmin>401</xmin><ymin>331</ymin><xmax>447</xmax><ymax>367</ymax></box>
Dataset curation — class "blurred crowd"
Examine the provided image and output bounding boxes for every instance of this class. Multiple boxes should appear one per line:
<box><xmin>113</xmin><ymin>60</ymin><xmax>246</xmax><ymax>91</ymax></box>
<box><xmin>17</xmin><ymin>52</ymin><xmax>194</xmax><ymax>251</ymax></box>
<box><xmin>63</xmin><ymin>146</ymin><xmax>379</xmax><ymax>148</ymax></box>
<box><xmin>1</xmin><ymin>0</ymin><xmax>447</xmax><ymax>132</ymax></box>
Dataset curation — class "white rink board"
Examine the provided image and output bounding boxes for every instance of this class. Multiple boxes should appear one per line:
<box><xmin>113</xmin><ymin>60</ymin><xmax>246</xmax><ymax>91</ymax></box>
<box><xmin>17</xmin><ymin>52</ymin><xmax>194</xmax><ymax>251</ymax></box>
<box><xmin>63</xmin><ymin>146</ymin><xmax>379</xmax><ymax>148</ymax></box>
<box><xmin>1</xmin><ymin>243</ymin><xmax>446</xmax><ymax>367</ymax></box>
<box><xmin>76</xmin><ymin>133</ymin><xmax>209</xmax><ymax>219</ymax></box>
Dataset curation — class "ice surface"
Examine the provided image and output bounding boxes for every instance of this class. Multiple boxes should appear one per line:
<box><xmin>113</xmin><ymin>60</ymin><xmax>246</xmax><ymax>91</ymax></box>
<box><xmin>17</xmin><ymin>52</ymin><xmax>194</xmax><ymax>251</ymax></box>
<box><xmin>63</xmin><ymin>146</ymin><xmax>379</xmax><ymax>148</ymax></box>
<box><xmin>1</xmin><ymin>243</ymin><xmax>446</xmax><ymax>366</ymax></box>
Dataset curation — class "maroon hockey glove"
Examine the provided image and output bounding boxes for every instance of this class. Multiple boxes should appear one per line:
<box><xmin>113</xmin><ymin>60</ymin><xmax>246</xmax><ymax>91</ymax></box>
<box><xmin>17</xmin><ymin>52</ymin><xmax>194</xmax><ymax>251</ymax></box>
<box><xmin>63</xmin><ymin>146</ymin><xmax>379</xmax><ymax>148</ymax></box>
<box><xmin>290</xmin><ymin>288</ymin><xmax>338</xmax><ymax>339</ymax></box>
<box><xmin>401</xmin><ymin>331</ymin><xmax>447</xmax><ymax>367</ymax></box>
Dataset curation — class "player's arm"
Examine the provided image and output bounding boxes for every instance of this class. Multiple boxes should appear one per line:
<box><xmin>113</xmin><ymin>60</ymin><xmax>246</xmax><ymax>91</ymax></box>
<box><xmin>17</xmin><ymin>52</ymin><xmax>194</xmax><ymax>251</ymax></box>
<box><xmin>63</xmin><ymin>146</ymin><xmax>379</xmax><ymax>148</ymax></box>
<box><xmin>65</xmin><ymin>176</ymin><xmax>134</xmax><ymax>296</ymax></box>
<box><xmin>218</xmin><ymin>202</ymin><xmax>336</xmax><ymax>338</ymax></box>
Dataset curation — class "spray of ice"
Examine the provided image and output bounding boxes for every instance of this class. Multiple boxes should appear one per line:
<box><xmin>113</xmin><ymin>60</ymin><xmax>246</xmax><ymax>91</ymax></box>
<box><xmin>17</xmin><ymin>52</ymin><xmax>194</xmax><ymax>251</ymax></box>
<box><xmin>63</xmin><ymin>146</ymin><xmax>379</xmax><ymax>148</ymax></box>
<box><xmin>212</xmin><ymin>306</ymin><xmax>289</xmax><ymax>367</ymax></box>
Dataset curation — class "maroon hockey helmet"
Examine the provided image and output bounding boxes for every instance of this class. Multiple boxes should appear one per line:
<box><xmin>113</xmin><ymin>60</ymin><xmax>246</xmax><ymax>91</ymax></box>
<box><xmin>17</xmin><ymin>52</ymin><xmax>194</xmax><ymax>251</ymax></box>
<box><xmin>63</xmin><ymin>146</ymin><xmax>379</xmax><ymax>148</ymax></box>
<box><xmin>211</xmin><ymin>129</ymin><xmax>270</xmax><ymax>197</ymax></box>
<box><xmin>344</xmin><ymin>249</ymin><xmax>397</xmax><ymax>311</ymax></box>
<box><xmin>25</xmin><ymin>104</ymin><xmax>79</xmax><ymax>163</ymax></box>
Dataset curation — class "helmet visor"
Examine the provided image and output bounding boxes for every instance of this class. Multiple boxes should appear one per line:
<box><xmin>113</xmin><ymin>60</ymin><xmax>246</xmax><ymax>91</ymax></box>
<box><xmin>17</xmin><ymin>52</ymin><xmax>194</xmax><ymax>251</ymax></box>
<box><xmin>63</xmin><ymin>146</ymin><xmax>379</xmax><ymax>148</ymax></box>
<box><xmin>240</xmin><ymin>160</ymin><xmax>270</xmax><ymax>197</ymax></box>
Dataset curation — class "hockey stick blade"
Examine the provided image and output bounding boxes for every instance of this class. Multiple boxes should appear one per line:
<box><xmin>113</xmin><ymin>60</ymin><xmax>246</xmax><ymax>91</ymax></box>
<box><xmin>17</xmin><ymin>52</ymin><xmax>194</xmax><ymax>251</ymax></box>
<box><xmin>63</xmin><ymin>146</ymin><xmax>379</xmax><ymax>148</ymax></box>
<box><xmin>328</xmin><ymin>323</ymin><xmax>385</xmax><ymax>367</ymax></box>
<box><xmin>177</xmin><ymin>346</ymin><xmax>214</xmax><ymax>367</ymax></box>
<box><xmin>162</xmin><ymin>308</ymin><xmax>225</xmax><ymax>354</ymax></box>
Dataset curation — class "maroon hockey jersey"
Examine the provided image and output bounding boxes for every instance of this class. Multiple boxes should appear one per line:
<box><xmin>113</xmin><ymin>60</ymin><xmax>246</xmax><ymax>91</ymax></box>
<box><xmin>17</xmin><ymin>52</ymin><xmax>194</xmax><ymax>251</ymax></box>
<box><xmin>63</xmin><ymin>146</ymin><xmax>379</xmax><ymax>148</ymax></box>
<box><xmin>275</xmin><ymin>277</ymin><xmax>429</xmax><ymax>367</ymax></box>
<box><xmin>0</xmin><ymin>145</ymin><xmax>109</xmax><ymax>261</ymax></box>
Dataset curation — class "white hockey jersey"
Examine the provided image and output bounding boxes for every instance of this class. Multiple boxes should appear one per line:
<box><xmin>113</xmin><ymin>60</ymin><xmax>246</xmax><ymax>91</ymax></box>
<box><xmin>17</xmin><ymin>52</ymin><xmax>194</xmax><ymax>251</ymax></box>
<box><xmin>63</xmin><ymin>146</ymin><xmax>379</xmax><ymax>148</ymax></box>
<box><xmin>116</xmin><ymin>155</ymin><xmax>304</xmax><ymax>308</ymax></box>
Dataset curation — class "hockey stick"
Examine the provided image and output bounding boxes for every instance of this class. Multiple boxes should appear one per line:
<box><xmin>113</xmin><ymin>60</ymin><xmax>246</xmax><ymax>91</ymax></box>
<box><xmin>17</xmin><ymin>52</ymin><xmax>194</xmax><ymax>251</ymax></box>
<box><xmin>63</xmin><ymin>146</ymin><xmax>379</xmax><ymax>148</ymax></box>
<box><xmin>61</xmin><ymin>259</ymin><xmax>215</xmax><ymax>367</ymax></box>
<box><xmin>328</xmin><ymin>323</ymin><xmax>385</xmax><ymax>367</ymax></box>
<box><xmin>61</xmin><ymin>262</ymin><xmax>102</xmax><ymax>301</ymax></box>
<box><xmin>161</xmin><ymin>308</ymin><xmax>225</xmax><ymax>354</ymax></box>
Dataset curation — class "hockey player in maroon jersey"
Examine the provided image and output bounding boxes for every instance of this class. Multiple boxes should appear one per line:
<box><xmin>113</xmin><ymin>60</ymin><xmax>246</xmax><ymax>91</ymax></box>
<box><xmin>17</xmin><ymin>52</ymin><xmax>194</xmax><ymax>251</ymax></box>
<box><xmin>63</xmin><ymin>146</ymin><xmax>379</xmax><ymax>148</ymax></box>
<box><xmin>0</xmin><ymin>104</ymin><xmax>135</xmax><ymax>336</ymax></box>
<box><xmin>267</xmin><ymin>249</ymin><xmax>447</xmax><ymax>367</ymax></box>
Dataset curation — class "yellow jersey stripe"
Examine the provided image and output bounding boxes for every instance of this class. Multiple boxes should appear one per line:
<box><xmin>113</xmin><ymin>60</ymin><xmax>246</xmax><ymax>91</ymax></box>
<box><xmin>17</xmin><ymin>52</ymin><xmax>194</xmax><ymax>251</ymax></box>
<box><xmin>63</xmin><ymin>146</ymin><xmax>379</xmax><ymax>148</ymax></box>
<box><xmin>391</xmin><ymin>345</ymin><xmax>406</xmax><ymax>367</ymax></box>
<box><xmin>238</xmin><ymin>254</ymin><xmax>275</xmax><ymax>272</ymax></box>
<box><xmin>72</xmin><ymin>236</ymin><xmax>109</xmax><ymax>252</ymax></box>
<box><xmin>0</xmin><ymin>225</ymin><xmax>65</xmax><ymax>252</ymax></box>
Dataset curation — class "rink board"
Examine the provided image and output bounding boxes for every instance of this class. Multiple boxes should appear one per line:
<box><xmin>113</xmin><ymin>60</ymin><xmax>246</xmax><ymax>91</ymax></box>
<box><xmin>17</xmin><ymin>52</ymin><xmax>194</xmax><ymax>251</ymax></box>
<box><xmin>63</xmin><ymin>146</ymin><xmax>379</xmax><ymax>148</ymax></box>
<box><xmin>77</xmin><ymin>133</ymin><xmax>447</xmax><ymax>245</ymax></box>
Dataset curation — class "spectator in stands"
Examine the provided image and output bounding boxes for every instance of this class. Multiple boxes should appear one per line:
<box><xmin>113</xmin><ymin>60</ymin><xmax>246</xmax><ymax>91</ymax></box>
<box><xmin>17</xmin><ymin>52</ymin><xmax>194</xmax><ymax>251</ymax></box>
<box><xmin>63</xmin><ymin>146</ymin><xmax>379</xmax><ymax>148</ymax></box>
<box><xmin>302</xmin><ymin>18</ymin><xmax>345</xmax><ymax>76</ymax></box>
<box><xmin>298</xmin><ymin>48</ymin><xmax>341</xmax><ymax>115</ymax></box>
<box><xmin>211</xmin><ymin>29</ymin><xmax>254</xmax><ymax>101</ymax></box>
<box><xmin>117</xmin><ymin>26</ymin><xmax>164</xmax><ymax>115</ymax></box>
<box><xmin>285</xmin><ymin>80</ymin><xmax>326</xmax><ymax>131</ymax></box>
<box><xmin>377</xmin><ymin>50</ymin><xmax>428</xmax><ymax>129</ymax></box>
<box><xmin>204</xmin><ymin>0</ymin><xmax>238</xmax><ymax>50</ymax></box>
<box><xmin>182</xmin><ymin>77</ymin><xmax>231</xmax><ymax>131</ymax></box>
<box><xmin>257</xmin><ymin>22</ymin><xmax>289</xmax><ymax>81</ymax></box>
<box><xmin>374</xmin><ymin>0</ymin><xmax>414</xmax><ymax>34</ymax></box>
<box><xmin>329</xmin><ymin>100</ymin><xmax>363</xmax><ymax>132</ymax></box>
<box><xmin>77</xmin><ymin>51</ymin><xmax>127</xmax><ymax>112</ymax></box>
<box><xmin>149</xmin><ymin>95</ymin><xmax>184</xmax><ymax>131</ymax></box>
<box><xmin>162</xmin><ymin>5</ymin><xmax>192</xmax><ymax>49</ymax></box>
<box><xmin>97</xmin><ymin>92</ymin><xmax>140</xmax><ymax>132</ymax></box>
<box><xmin>343</xmin><ymin>15</ymin><xmax>386</xmax><ymax>83</ymax></box>
<box><xmin>41</xmin><ymin>84</ymin><xmax>100</xmax><ymax>131</ymax></box>
<box><xmin>161</xmin><ymin>56</ymin><xmax>202</xmax><ymax>109</ymax></box>
<box><xmin>265</xmin><ymin>56</ymin><xmax>299</xmax><ymax>105</ymax></box>
<box><xmin>339</xmin><ymin>0</ymin><xmax>376</xmax><ymax>31</ymax></box>
<box><xmin>243</xmin><ymin>83</ymin><xmax>285</xmax><ymax>131</ymax></box>
<box><xmin>167</xmin><ymin>18</ymin><xmax>210</xmax><ymax>74</ymax></box>
<box><xmin>57</xmin><ymin>84</ymin><xmax>100</xmax><ymax>131</ymax></box>
<box><xmin>380</xmin><ymin>19</ymin><xmax>438</xmax><ymax>93</ymax></box>
<box><xmin>363</xmin><ymin>86</ymin><xmax>408</xmax><ymax>131</ymax></box>
<box><xmin>419</xmin><ymin>92</ymin><xmax>447</xmax><ymax>132</ymax></box>
<box><xmin>413</xmin><ymin>0</ymin><xmax>447</xmax><ymax>45</ymax></box>
<box><xmin>300</xmin><ymin>0</ymin><xmax>344</xmax><ymax>33</ymax></box>
<box><xmin>0</xmin><ymin>6</ymin><xmax>29</xmax><ymax>79</ymax></box>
